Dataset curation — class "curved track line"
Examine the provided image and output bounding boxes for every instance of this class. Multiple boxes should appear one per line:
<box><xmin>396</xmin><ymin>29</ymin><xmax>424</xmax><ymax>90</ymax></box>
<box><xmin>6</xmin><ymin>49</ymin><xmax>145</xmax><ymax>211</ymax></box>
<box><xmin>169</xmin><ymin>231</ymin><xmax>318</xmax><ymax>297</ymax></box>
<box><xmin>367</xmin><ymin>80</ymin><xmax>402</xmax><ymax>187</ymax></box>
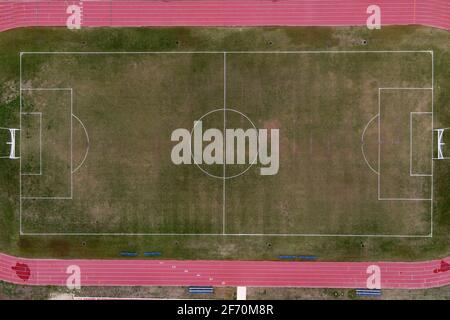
<box><xmin>71</xmin><ymin>113</ymin><xmax>90</xmax><ymax>174</ymax></box>
<box><xmin>361</xmin><ymin>113</ymin><xmax>379</xmax><ymax>175</ymax></box>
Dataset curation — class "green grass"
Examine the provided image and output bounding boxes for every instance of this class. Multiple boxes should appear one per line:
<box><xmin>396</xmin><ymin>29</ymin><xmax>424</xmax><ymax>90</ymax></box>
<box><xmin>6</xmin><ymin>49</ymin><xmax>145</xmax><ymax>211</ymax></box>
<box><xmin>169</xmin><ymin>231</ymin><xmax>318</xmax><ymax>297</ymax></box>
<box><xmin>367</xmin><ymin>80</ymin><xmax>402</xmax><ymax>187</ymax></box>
<box><xmin>0</xmin><ymin>26</ymin><xmax>449</xmax><ymax>261</ymax></box>
<box><xmin>225</xmin><ymin>52</ymin><xmax>431</xmax><ymax>235</ymax></box>
<box><xmin>0</xmin><ymin>280</ymin><xmax>235</xmax><ymax>300</ymax></box>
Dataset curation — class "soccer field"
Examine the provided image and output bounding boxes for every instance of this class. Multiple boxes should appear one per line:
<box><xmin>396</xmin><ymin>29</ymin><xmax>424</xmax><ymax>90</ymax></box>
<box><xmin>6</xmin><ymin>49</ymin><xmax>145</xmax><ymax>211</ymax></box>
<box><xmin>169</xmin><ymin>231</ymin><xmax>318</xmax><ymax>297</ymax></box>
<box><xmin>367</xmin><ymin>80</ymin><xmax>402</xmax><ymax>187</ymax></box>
<box><xmin>1</xmin><ymin>26</ymin><xmax>450</xmax><ymax>260</ymax></box>
<box><xmin>19</xmin><ymin>50</ymin><xmax>433</xmax><ymax>237</ymax></box>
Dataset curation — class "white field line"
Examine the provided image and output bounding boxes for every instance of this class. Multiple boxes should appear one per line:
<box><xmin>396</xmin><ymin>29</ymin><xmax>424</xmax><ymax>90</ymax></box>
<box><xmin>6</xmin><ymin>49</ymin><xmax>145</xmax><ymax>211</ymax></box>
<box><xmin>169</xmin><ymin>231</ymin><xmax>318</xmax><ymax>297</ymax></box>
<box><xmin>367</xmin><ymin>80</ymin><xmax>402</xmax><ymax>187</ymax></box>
<box><xmin>20</xmin><ymin>196</ymin><xmax>72</xmax><ymax>200</ymax></box>
<box><xmin>71</xmin><ymin>113</ymin><xmax>90</xmax><ymax>174</ymax></box>
<box><xmin>223</xmin><ymin>51</ymin><xmax>227</xmax><ymax>235</ymax></box>
<box><xmin>19</xmin><ymin>53</ymin><xmax>22</xmax><ymax>234</ymax></box>
<box><xmin>21</xmin><ymin>51</ymin><xmax>433</xmax><ymax>54</ymax></box>
<box><xmin>378</xmin><ymin>89</ymin><xmax>381</xmax><ymax>201</ymax></box>
<box><xmin>431</xmin><ymin>51</ymin><xmax>434</xmax><ymax>237</ymax></box>
<box><xmin>19</xmin><ymin>232</ymin><xmax>432</xmax><ymax>238</ymax></box>
<box><xmin>19</xmin><ymin>50</ymin><xmax>434</xmax><ymax>238</ymax></box>
<box><xmin>378</xmin><ymin>198</ymin><xmax>432</xmax><ymax>201</ymax></box>
<box><xmin>71</xmin><ymin>89</ymin><xmax>73</xmax><ymax>198</ymax></box>
<box><xmin>20</xmin><ymin>88</ymin><xmax>72</xmax><ymax>91</ymax></box>
<box><xmin>361</xmin><ymin>113</ymin><xmax>379</xmax><ymax>175</ymax></box>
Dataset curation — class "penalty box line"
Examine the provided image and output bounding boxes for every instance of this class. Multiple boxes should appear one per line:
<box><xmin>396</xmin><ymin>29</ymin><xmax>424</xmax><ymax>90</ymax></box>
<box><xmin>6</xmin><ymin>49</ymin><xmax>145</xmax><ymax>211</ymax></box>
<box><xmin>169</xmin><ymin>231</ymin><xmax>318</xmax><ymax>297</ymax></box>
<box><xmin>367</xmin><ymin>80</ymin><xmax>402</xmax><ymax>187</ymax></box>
<box><xmin>377</xmin><ymin>88</ymin><xmax>433</xmax><ymax>202</ymax></box>
<box><xmin>19</xmin><ymin>86</ymin><xmax>74</xmax><ymax>235</ymax></box>
<box><xmin>19</xmin><ymin>88</ymin><xmax>73</xmax><ymax>200</ymax></box>
<box><xmin>19</xmin><ymin>50</ymin><xmax>433</xmax><ymax>238</ymax></box>
<box><xmin>378</xmin><ymin>60</ymin><xmax>434</xmax><ymax>238</ymax></box>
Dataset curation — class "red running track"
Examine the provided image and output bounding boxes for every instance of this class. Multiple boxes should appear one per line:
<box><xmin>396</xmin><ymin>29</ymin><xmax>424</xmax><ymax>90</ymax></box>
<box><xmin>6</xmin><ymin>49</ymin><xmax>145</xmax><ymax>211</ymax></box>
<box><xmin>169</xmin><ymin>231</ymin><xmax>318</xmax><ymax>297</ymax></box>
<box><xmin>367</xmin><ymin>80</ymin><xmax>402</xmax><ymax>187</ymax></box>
<box><xmin>1</xmin><ymin>253</ymin><xmax>450</xmax><ymax>288</ymax></box>
<box><xmin>0</xmin><ymin>0</ymin><xmax>449</xmax><ymax>32</ymax></box>
<box><xmin>0</xmin><ymin>1</ymin><xmax>449</xmax><ymax>289</ymax></box>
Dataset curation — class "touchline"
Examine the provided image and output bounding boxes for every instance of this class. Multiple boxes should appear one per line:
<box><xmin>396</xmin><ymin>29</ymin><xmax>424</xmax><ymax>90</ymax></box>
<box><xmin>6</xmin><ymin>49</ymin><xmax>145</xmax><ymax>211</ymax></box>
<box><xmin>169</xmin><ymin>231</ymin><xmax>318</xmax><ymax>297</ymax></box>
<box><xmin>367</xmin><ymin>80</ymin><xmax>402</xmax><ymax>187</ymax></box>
<box><xmin>171</xmin><ymin>120</ymin><xmax>280</xmax><ymax>176</ymax></box>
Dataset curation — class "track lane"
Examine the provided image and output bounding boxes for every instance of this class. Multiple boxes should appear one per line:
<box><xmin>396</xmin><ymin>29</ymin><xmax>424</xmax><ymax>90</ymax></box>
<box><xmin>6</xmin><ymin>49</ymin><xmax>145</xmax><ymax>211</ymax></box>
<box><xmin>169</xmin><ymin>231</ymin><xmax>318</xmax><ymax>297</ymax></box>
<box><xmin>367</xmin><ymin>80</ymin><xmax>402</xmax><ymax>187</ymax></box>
<box><xmin>1</xmin><ymin>253</ymin><xmax>449</xmax><ymax>288</ymax></box>
<box><xmin>0</xmin><ymin>0</ymin><xmax>449</xmax><ymax>31</ymax></box>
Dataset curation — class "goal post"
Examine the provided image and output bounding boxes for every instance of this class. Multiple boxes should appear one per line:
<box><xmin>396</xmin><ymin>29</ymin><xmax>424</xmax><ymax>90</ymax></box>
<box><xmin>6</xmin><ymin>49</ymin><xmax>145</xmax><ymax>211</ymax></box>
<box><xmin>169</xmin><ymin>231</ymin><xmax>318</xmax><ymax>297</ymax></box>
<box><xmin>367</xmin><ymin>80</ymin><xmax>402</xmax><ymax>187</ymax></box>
<box><xmin>0</xmin><ymin>127</ymin><xmax>19</xmax><ymax>160</ymax></box>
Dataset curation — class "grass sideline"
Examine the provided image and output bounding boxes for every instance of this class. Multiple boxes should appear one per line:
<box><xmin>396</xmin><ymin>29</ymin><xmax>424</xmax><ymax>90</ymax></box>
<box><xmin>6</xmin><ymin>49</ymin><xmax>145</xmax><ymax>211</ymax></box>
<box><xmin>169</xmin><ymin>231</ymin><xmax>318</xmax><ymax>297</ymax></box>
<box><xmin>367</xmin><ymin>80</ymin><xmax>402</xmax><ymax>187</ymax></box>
<box><xmin>2</xmin><ymin>280</ymin><xmax>450</xmax><ymax>300</ymax></box>
<box><xmin>0</xmin><ymin>26</ymin><xmax>450</xmax><ymax>261</ymax></box>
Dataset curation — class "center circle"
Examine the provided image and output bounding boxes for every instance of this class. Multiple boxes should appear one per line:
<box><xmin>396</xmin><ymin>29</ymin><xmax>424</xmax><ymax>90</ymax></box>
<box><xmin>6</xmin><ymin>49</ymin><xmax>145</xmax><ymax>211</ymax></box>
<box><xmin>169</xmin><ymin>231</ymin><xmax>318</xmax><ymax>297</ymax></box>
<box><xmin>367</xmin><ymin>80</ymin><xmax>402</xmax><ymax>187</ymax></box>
<box><xmin>190</xmin><ymin>108</ymin><xmax>258</xmax><ymax>179</ymax></box>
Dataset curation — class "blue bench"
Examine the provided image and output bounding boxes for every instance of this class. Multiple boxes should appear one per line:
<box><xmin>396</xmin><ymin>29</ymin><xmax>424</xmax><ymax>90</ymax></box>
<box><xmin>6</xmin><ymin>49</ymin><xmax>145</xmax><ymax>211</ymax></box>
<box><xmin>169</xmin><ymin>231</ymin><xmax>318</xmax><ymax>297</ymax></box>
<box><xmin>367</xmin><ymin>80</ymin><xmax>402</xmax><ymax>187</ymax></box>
<box><xmin>278</xmin><ymin>255</ymin><xmax>297</xmax><ymax>259</ymax></box>
<box><xmin>144</xmin><ymin>252</ymin><xmax>162</xmax><ymax>257</ymax></box>
<box><xmin>278</xmin><ymin>255</ymin><xmax>317</xmax><ymax>260</ymax></box>
<box><xmin>298</xmin><ymin>255</ymin><xmax>317</xmax><ymax>261</ymax></box>
<box><xmin>356</xmin><ymin>289</ymin><xmax>381</xmax><ymax>297</ymax></box>
<box><xmin>120</xmin><ymin>251</ymin><xmax>138</xmax><ymax>257</ymax></box>
<box><xmin>188</xmin><ymin>286</ymin><xmax>214</xmax><ymax>294</ymax></box>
